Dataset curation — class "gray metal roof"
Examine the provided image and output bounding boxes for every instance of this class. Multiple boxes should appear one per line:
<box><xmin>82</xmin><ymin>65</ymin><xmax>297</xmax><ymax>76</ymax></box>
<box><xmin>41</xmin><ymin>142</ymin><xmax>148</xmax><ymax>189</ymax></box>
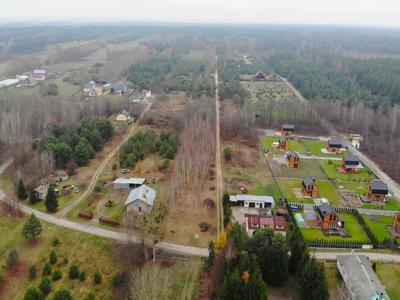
<box><xmin>124</xmin><ymin>184</ymin><xmax>156</xmax><ymax>207</ymax></box>
<box><xmin>302</xmin><ymin>176</ymin><xmax>315</xmax><ymax>187</ymax></box>
<box><xmin>328</xmin><ymin>139</ymin><xmax>342</xmax><ymax>147</ymax></box>
<box><xmin>114</xmin><ymin>178</ymin><xmax>145</xmax><ymax>185</ymax></box>
<box><xmin>370</xmin><ymin>181</ymin><xmax>389</xmax><ymax>194</ymax></box>
<box><xmin>317</xmin><ymin>202</ymin><xmax>334</xmax><ymax>216</ymax></box>
<box><xmin>230</xmin><ymin>194</ymin><xmax>275</xmax><ymax>204</ymax></box>
<box><xmin>337</xmin><ymin>255</ymin><xmax>390</xmax><ymax>300</ymax></box>
<box><xmin>287</xmin><ymin>151</ymin><xmax>299</xmax><ymax>158</ymax></box>
<box><xmin>282</xmin><ymin>124</ymin><xmax>295</xmax><ymax>130</ymax></box>
<box><xmin>111</xmin><ymin>83</ymin><xmax>127</xmax><ymax>91</ymax></box>
<box><xmin>345</xmin><ymin>155</ymin><xmax>360</xmax><ymax>165</ymax></box>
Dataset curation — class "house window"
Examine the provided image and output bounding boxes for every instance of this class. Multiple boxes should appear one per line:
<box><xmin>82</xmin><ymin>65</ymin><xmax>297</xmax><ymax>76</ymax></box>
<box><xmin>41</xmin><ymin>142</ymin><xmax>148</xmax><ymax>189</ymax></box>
<box><xmin>138</xmin><ymin>206</ymin><xmax>142</xmax><ymax>213</ymax></box>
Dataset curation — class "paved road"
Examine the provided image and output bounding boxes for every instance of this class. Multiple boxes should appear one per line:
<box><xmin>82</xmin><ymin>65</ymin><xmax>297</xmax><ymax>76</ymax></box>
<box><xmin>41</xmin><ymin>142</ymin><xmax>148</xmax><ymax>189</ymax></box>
<box><xmin>0</xmin><ymin>158</ymin><xmax>13</xmax><ymax>174</ymax></box>
<box><xmin>312</xmin><ymin>251</ymin><xmax>400</xmax><ymax>262</ymax></box>
<box><xmin>214</xmin><ymin>57</ymin><xmax>224</xmax><ymax>236</ymax></box>
<box><xmin>57</xmin><ymin>101</ymin><xmax>152</xmax><ymax>217</ymax></box>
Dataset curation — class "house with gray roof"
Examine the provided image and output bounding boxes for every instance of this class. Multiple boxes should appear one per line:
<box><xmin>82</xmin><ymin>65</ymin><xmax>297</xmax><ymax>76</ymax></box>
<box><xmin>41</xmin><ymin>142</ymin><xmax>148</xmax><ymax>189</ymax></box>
<box><xmin>111</xmin><ymin>83</ymin><xmax>128</xmax><ymax>95</ymax></box>
<box><xmin>229</xmin><ymin>194</ymin><xmax>275</xmax><ymax>209</ymax></box>
<box><xmin>124</xmin><ymin>184</ymin><xmax>156</xmax><ymax>214</ymax></box>
<box><xmin>337</xmin><ymin>254</ymin><xmax>390</xmax><ymax>300</ymax></box>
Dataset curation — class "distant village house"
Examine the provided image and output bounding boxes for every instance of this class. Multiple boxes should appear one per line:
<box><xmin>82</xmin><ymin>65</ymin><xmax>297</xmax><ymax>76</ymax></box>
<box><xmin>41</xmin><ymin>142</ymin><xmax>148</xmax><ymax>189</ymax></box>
<box><xmin>111</xmin><ymin>83</ymin><xmax>128</xmax><ymax>95</ymax></box>
<box><xmin>327</xmin><ymin>139</ymin><xmax>342</xmax><ymax>153</ymax></box>
<box><xmin>316</xmin><ymin>202</ymin><xmax>343</xmax><ymax>231</ymax></box>
<box><xmin>245</xmin><ymin>214</ymin><xmax>286</xmax><ymax>236</ymax></box>
<box><xmin>367</xmin><ymin>180</ymin><xmax>389</xmax><ymax>203</ymax></box>
<box><xmin>341</xmin><ymin>156</ymin><xmax>362</xmax><ymax>173</ymax></box>
<box><xmin>32</xmin><ymin>69</ymin><xmax>47</xmax><ymax>81</ymax></box>
<box><xmin>113</xmin><ymin>177</ymin><xmax>146</xmax><ymax>189</ymax></box>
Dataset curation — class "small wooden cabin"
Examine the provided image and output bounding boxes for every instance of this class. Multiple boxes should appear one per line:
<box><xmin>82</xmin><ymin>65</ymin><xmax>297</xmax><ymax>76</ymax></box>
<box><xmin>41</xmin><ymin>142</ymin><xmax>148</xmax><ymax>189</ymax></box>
<box><xmin>273</xmin><ymin>138</ymin><xmax>289</xmax><ymax>151</ymax></box>
<box><xmin>367</xmin><ymin>180</ymin><xmax>389</xmax><ymax>203</ymax></box>
<box><xmin>287</xmin><ymin>151</ymin><xmax>300</xmax><ymax>168</ymax></box>
<box><xmin>341</xmin><ymin>156</ymin><xmax>361</xmax><ymax>173</ymax></box>
<box><xmin>281</xmin><ymin>124</ymin><xmax>295</xmax><ymax>136</ymax></box>
<box><xmin>302</xmin><ymin>176</ymin><xmax>318</xmax><ymax>198</ymax></box>
<box><xmin>327</xmin><ymin>139</ymin><xmax>342</xmax><ymax>153</ymax></box>
<box><xmin>317</xmin><ymin>202</ymin><xmax>343</xmax><ymax>231</ymax></box>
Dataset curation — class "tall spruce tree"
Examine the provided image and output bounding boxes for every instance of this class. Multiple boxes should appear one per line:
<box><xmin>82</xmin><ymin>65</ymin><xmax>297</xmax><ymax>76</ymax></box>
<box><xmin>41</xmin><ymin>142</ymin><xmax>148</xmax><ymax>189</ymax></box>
<box><xmin>300</xmin><ymin>258</ymin><xmax>329</xmax><ymax>300</ymax></box>
<box><xmin>17</xmin><ymin>178</ymin><xmax>28</xmax><ymax>200</ymax></box>
<box><xmin>44</xmin><ymin>186</ymin><xmax>58</xmax><ymax>213</ymax></box>
<box><xmin>29</xmin><ymin>187</ymin><xmax>39</xmax><ymax>205</ymax></box>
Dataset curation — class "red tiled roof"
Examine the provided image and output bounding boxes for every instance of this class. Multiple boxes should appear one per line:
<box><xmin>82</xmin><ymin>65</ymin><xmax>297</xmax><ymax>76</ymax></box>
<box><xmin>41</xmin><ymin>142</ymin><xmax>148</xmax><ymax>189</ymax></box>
<box><xmin>260</xmin><ymin>216</ymin><xmax>274</xmax><ymax>226</ymax></box>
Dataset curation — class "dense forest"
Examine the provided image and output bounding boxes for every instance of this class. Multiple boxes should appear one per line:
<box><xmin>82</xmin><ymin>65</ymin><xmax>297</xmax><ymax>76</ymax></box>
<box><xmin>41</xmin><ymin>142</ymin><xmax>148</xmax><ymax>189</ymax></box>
<box><xmin>40</xmin><ymin>117</ymin><xmax>114</xmax><ymax>169</ymax></box>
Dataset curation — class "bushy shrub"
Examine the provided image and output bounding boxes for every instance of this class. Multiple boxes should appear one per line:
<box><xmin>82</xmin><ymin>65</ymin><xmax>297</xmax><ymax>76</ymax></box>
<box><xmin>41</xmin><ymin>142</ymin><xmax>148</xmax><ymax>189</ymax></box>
<box><xmin>53</xmin><ymin>289</ymin><xmax>73</xmax><ymax>300</ymax></box>
<box><xmin>49</xmin><ymin>251</ymin><xmax>57</xmax><ymax>265</ymax></box>
<box><xmin>52</xmin><ymin>269</ymin><xmax>62</xmax><ymax>281</ymax></box>
<box><xmin>23</xmin><ymin>287</ymin><xmax>44</xmax><ymax>300</ymax></box>
<box><xmin>69</xmin><ymin>264</ymin><xmax>79</xmax><ymax>280</ymax></box>
<box><xmin>52</xmin><ymin>238</ymin><xmax>60</xmax><ymax>247</ymax></box>
<box><xmin>79</xmin><ymin>271</ymin><xmax>86</xmax><ymax>282</ymax></box>
<box><xmin>29</xmin><ymin>265</ymin><xmax>37</xmax><ymax>279</ymax></box>
<box><xmin>42</xmin><ymin>263</ymin><xmax>52</xmax><ymax>276</ymax></box>
<box><xmin>93</xmin><ymin>271</ymin><xmax>102</xmax><ymax>284</ymax></box>
<box><xmin>112</xmin><ymin>273</ymin><xmax>125</xmax><ymax>288</ymax></box>
<box><xmin>38</xmin><ymin>277</ymin><xmax>52</xmax><ymax>295</ymax></box>
<box><xmin>7</xmin><ymin>250</ymin><xmax>18</xmax><ymax>268</ymax></box>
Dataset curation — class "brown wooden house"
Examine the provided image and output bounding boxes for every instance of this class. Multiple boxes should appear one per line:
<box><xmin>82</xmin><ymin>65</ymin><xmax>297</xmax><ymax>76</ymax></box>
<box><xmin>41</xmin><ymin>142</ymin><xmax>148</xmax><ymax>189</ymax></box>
<box><xmin>274</xmin><ymin>138</ymin><xmax>288</xmax><ymax>151</ymax></box>
<box><xmin>341</xmin><ymin>156</ymin><xmax>361</xmax><ymax>173</ymax></box>
<box><xmin>254</xmin><ymin>71</ymin><xmax>267</xmax><ymax>81</ymax></box>
<box><xmin>367</xmin><ymin>180</ymin><xmax>389</xmax><ymax>203</ymax></box>
<box><xmin>317</xmin><ymin>202</ymin><xmax>343</xmax><ymax>231</ymax></box>
<box><xmin>287</xmin><ymin>151</ymin><xmax>300</xmax><ymax>168</ymax></box>
<box><xmin>327</xmin><ymin>139</ymin><xmax>342</xmax><ymax>153</ymax></box>
<box><xmin>302</xmin><ymin>176</ymin><xmax>318</xmax><ymax>198</ymax></box>
<box><xmin>281</xmin><ymin>124</ymin><xmax>295</xmax><ymax>136</ymax></box>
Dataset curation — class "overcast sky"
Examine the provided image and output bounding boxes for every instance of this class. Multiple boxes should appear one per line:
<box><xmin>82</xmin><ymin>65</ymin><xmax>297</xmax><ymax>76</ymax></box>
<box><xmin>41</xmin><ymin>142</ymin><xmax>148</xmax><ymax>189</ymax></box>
<box><xmin>2</xmin><ymin>0</ymin><xmax>400</xmax><ymax>27</ymax></box>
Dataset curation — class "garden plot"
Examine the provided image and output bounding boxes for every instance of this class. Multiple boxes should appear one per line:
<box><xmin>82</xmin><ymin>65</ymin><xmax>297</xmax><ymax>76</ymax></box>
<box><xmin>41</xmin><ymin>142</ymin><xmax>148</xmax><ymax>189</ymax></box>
<box><xmin>270</xmin><ymin>159</ymin><xmax>328</xmax><ymax>180</ymax></box>
<box><xmin>319</xmin><ymin>159</ymin><xmax>375</xmax><ymax>182</ymax></box>
<box><xmin>362</xmin><ymin>215</ymin><xmax>394</xmax><ymax>242</ymax></box>
<box><xmin>277</xmin><ymin>179</ymin><xmax>342</xmax><ymax>205</ymax></box>
<box><xmin>300</xmin><ymin>213</ymin><xmax>369</xmax><ymax>243</ymax></box>
<box><xmin>302</xmin><ymin>140</ymin><xmax>347</xmax><ymax>158</ymax></box>
<box><xmin>259</xmin><ymin>136</ymin><xmax>306</xmax><ymax>154</ymax></box>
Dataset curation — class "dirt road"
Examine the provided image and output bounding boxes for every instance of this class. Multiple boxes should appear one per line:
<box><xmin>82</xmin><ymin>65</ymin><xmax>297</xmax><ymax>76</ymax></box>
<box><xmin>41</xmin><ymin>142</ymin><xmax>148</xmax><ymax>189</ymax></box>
<box><xmin>57</xmin><ymin>101</ymin><xmax>152</xmax><ymax>217</ymax></box>
<box><xmin>214</xmin><ymin>57</ymin><xmax>224</xmax><ymax>236</ymax></box>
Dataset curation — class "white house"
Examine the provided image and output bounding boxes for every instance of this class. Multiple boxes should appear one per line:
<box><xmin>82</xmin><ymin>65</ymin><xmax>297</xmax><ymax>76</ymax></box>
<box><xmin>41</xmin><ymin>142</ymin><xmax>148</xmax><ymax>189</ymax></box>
<box><xmin>229</xmin><ymin>195</ymin><xmax>275</xmax><ymax>209</ymax></box>
<box><xmin>124</xmin><ymin>185</ymin><xmax>156</xmax><ymax>214</ymax></box>
<box><xmin>113</xmin><ymin>178</ymin><xmax>146</xmax><ymax>189</ymax></box>
<box><xmin>142</xmin><ymin>90</ymin><xmax>152</xmax><ymax>97</ymax></box>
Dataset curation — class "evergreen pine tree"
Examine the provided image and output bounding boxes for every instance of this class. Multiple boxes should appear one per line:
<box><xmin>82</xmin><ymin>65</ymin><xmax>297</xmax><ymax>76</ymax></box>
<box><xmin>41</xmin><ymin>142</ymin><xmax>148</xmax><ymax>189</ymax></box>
<box><xmin>22</xmin><ymin>214</ymin><xmax>43</xmax><ymax>241</ymax></box>
<box><xmin>44</xmin><ymin>186</ymin><xmax>58</xmax><ymax>213</ymax></box>
<box><xmin>17</xmin><ymin>178</ymin><xmax>28</xmax><ymax>200</ymax></box>
<box><xmin>29</xmin><ymin>187</ymin><xmax>39</xmax><ymax>204</ymax></box>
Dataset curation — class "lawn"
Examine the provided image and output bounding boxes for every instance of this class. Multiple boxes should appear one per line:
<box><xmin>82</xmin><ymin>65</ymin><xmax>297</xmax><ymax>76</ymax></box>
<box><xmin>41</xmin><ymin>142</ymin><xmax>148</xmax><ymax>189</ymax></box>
<box><xmin>362</xmin><ymin>215</ymin><xmax>393</xmax><ymax>242</ymax></box>
<box><xmin>249</xmin><ymin>182</ymin><xmax>282</xmax><ymax>201</ymax></box>
<box><xmin>335</xmin><ymin>182</ymin><xmax>368</xmax><ymax>196</ymax></box>
<box><xmin>376</xmin><ymin>263</ymin><xmax>400</xmax><ymax>300</ymax></box>
<box><xmin>301</xmin><ymin>213</ymin><xmax>369</xmax><ymax>242</ymax></box>
<box><xmin>318</xmin><ymin>159</ymin><xmax>375</xmax><ymax>182</ymax></box>
<box><xmin>324</xmin><ymin>261</ymin><xmax>340</xmax><ymax>299</ymax></box>
<box><xmin>277</xmin><ymin>179</ymin><xmax>342</xmax><ymax>205</ymax></box>
<box><xmin>361</xmin><ymin>198</ymin><xmax>400</xmax><ymax>211</ymax></box>
<box><xmin>0</xmin><ymin>214</ymin><xmax>121</xmax><ymax>300</ymax></box>
<box><xmin>271</xmin><ymin>159</ymin><xmax>328</xmax><ymax>180</ymax></box>
<box><xmin>302</xmin><ymin>140</ymin><xmax>347</xmax><ymax>157</ymax></box>
<box><xmin>259</xmin><ymin>136</ymin><xmax>306</xmax><ymax>154</ymax></box>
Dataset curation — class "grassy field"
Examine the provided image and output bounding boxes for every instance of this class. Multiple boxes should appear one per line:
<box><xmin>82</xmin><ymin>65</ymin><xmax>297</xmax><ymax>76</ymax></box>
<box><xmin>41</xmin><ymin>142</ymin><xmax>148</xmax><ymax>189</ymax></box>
<box><xmin>277</xmin><ymin>179</ymin><xmax>342</xmax><ymax>205</ymax></box>
<box><xmin>259</xmin><ymin>136</ymin><xmax>306</xmax><ymax>154</ymax></box>
<box><xmin>241</xmin><ymin>79</ymin><xmax>297</xmax><ymax>103</ymax></box>
<box><xmin>335</xmin><ymin>181</ymin><xmax>368</xmax><ymax>196</ymax></box>
<box><xmin>301</xmin><ymin>213</ymin><xmax>369</xmax><ymax>242</ymax></box>
<box><xmin>318</xmin><ymin>159</ymin><xmax>375</xmax><ymax>181</ymax></box>
<box><xmin>362</xmin><ymin>215</ymin><xmax>394</xmax><ymax>242</ymax></box>
<box><xmin>302</xmin><ymin>140</ymin><xmax>347</xmax><ymax>158</ymax></box>
<box><xmin>361</xmin><ymin>198</ymin><xmax>400</xmax><ymax>211</ymax></box>
<box><xmin>324</xmin><ymin>261</ymin><xmax>340</xmax><ymax>299</ymax></box>
<box><xmin>376</xmin><ymin>263</ymin><xmax>400</xmax><ymax>299</ymax></box>
<box><xmin>0</xmin><ymin>214</ymin><xmax>121</xmax><ymax>299</ymax></box>
<box><xmin>270</xmin><ymin>159</ymin><xmax>328</xmax><ymax>180</ymax></box>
